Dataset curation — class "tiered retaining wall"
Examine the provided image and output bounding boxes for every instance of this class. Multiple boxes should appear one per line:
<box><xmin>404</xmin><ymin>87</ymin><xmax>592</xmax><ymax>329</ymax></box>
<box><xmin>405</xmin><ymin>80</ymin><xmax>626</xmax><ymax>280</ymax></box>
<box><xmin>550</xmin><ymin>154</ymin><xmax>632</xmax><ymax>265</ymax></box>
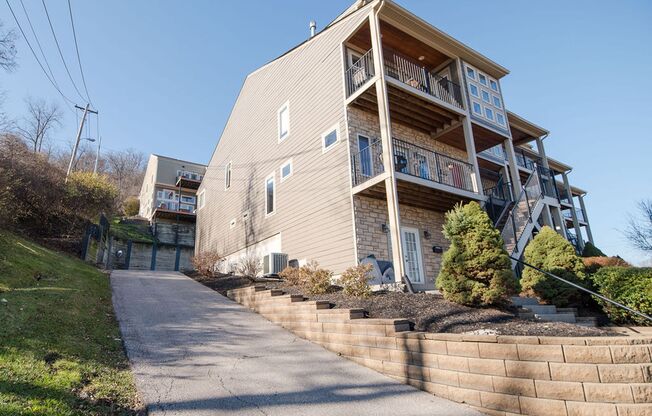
<box><xmin>228</xmin><ymin>286</ymin><xmax>652</xmax><ymax>416</ymax></box>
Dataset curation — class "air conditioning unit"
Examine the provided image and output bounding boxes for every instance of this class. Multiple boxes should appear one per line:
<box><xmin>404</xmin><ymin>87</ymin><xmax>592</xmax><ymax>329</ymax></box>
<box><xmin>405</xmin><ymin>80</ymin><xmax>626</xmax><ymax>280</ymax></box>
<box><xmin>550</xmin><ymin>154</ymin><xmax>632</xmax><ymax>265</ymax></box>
<box><xmin>263</xmin><ymin>253</ymin><xmax>288</xmax><ymax>275</ymax></box>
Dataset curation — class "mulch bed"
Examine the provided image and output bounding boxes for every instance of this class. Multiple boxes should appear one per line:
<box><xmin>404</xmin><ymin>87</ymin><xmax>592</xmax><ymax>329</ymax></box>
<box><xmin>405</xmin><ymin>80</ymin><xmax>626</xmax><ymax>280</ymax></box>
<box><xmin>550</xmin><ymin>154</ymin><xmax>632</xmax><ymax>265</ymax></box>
<box><xmin>187</xmin><ymin>272</ymin><xmax>612</xmax><ymax>337</ymax></box>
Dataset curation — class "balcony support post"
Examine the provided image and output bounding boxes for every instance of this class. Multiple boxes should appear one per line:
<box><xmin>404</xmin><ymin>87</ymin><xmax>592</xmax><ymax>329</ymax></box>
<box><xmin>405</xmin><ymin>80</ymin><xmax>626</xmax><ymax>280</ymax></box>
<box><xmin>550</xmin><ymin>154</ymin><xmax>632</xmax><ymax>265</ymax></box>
<box><xmin>503</xmin><ymin>138</ymin><xmax>523</xmax><ymax>199</ymax></box>
<box><xmin>550</xmin><ymin>205</ymin><xmax>568</xmax><ymax>239</ymax></box>
<box><xmin>578</xmin><ymin>194</ymin><xmax>594</xmax><ymax>244</ymax></box>
<box><xmin>454</xmin><ymin>58</ymin><xmax>483</xmax><ymax>196</ymax></box>
<box><xmin>562</xmin><ymin>172</ymin><xmax>584</xmax><ymax>251</ymax></box>
<box><xmin>535</xmin><ymin>136</ymin><xmax>550</xmax><ymax>170</ymax></box>
<box><xmin>369</xmin><ymin>7</ymin><xmax>406</xmax><ymax>283</ymax></box>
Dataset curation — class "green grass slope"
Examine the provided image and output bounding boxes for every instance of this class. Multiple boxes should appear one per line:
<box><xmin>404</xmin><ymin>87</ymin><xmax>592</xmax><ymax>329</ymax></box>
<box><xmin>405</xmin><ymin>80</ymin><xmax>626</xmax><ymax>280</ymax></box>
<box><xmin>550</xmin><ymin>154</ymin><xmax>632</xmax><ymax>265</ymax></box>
<box><xmin>0</xmin><ymin>230</ymin><xmax>141</xmax><ymax>415</ymax></box>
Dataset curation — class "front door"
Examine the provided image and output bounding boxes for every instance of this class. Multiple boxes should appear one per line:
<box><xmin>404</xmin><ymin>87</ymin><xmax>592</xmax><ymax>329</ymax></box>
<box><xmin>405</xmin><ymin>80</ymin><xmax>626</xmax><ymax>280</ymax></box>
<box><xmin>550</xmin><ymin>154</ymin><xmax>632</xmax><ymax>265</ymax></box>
<box><xmin>401</xmin><ymin>227</ymin><xmax>424</xmax><ymax>284</ymax></box>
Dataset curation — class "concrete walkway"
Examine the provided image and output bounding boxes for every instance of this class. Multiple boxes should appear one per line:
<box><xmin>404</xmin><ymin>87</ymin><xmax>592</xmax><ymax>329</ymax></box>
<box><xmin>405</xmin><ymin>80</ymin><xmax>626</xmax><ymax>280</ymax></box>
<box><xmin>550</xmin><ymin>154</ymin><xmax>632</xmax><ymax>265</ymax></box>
<box><xmin>111</xmin><ymin>270</ymin><xmax>481</xmax><ymax>415</ymax></box>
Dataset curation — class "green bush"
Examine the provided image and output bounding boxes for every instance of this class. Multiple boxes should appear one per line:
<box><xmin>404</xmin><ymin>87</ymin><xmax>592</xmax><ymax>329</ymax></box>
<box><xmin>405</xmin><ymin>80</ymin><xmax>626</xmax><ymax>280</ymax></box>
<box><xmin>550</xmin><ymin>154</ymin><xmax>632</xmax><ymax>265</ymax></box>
<box><xmin>340</xmin><ymin>263</ymin><xmax>373</xmax><ymax>298</ymax></box>
<box><xmin>582</xmin><ymin>242</ymin><xmax>606</xmax><ymax>257</ymax></box>
<box><xmin>123</xmin><ymin>197</ymin><xmax>140</xmax><ymax>217</ymax></box>
<box><xmin>436</xmin><ymin>202</ymin><xmax>518</xmax><ymax>306</ymax></box>
<box><xmin>520</xmin><ymin>227</ymin><xmax>587</xmax><ymax>306</ymax></box>
<box><xmin>591</xmin><ymin>267</ymin><xmax>652</xmax><ymax>325</ymax></box>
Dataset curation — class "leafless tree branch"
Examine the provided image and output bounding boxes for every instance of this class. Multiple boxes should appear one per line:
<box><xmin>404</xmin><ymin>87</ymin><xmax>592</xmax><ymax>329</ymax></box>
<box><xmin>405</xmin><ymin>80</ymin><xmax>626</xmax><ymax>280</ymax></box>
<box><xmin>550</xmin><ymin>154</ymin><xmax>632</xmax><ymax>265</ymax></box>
<box><xmin>625</xmin><ymin>199</ymin><xmax>652</xmax><ymax>252</ymax></box>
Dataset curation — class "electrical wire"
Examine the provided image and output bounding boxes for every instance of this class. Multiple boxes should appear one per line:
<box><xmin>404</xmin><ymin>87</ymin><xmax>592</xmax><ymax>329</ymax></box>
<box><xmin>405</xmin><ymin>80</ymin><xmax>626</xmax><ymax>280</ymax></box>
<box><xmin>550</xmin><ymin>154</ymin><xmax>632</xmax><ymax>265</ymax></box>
<box><xmin>67</xmin><ymin>0</ymin><xmax>93</xmax><ymax>108</ymax></box>
<box><xmin>5</xmin><ymin>0</ymin><xmax>77</xmax><ymax>109</ymax></box>
<box><xmin>18</xmin><ymin>0</ymin><xmax>59</xmax><ymax>90</ymax></box>
<box><xmin>41</xmin><ymin>0</ymin><xmax>88</xmax><ymax>104</ymax></box>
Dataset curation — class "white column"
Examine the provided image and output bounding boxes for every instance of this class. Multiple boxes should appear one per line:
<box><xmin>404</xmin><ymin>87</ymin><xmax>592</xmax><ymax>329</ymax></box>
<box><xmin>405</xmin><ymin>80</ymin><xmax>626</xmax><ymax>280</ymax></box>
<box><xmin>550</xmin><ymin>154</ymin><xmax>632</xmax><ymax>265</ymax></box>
<box><xmin>562</xmin><ymin>172</ymin><xmax>584</xmax><ymax>251</ymax></box>
<box><xmin>368</xmin><ymin>11</ymin><xmax>405</xmax><ymax>282</ymax></box>
<box><xmin>578</xmin><ymin>194</ymin><xmax>594</xmax><ymax>244</ymax></box>
<box><xmin>503</xmin><ymin>138</ymin><xmax>523</xmax><ymax>199</ymax></box>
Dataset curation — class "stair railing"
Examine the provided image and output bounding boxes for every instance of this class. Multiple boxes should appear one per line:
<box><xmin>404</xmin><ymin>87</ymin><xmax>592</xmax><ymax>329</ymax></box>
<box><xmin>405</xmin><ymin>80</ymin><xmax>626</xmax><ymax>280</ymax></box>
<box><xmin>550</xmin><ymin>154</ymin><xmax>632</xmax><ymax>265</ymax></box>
<box><xmin>510</xmin><ymin>256</ymin><xmax>652</xmax><ymax>323</ymax></box>
<box><xmin>501</xmin><ymin>169</ymin><xmax>544</xmax><ymax>255</ymax></box>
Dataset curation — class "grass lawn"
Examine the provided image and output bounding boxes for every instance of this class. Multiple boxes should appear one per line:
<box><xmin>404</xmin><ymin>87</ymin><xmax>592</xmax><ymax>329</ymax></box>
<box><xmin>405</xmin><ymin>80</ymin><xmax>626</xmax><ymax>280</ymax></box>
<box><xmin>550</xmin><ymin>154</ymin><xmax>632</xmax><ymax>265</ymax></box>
<box><xmin>109</xmin><ymin>218</ymin><xmax>154</xmax><ymax>244</ymax></box>
<box><xmin>0</xmin><ymin>230</ymin><xmax>142</xmax><ymax>415</ymax></box>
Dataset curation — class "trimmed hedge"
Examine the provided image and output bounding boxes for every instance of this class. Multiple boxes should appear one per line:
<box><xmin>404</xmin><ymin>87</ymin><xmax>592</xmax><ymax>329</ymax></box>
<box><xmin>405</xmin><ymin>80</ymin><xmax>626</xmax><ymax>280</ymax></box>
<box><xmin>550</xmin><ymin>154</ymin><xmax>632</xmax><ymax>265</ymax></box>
<box><xmin>520</xmin><ymin>227</ymin><xmax>587</xmax><ymax>307</ymax></box>
<box><xmin>436</xmin><ymin>202</ymin><xmax>517</xmax><ymax>306</ymax></box>
<box><xmin>591</xmin><ymin>267</ymin><xmax>652</xmax><ymax>325</ymax></box>
<box><xmin>581</xmin><ymin>242</ymin><xmax>606</xmax><ymax>257</ymax></box>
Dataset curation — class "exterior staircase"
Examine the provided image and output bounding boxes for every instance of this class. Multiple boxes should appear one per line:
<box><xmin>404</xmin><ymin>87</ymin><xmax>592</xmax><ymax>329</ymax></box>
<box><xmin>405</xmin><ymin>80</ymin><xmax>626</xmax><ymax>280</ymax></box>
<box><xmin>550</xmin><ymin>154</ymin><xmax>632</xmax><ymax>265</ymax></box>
<box><xmin>511</xmin><ymin>296</ymin><xmax>598</xmax><ymax>327</ymax></box>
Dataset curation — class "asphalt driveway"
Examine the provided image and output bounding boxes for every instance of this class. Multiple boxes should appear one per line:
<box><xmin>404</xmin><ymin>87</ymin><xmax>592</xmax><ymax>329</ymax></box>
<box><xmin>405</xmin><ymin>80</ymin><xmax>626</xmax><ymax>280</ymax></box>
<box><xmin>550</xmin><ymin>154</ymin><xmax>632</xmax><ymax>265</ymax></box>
<box><xmin>111</xmin><ymin>270</ymin><xmax>481</xmax><ymax>415</ymax></box>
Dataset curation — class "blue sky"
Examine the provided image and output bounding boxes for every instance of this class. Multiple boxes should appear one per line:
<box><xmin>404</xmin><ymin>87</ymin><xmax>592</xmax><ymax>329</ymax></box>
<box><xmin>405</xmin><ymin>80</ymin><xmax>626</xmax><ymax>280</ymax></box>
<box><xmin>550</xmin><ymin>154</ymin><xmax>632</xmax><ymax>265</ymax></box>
<box><xmin>1</xmin><ymin>0</ymin><xmax>651</xmax><ymax>264</ymax></box>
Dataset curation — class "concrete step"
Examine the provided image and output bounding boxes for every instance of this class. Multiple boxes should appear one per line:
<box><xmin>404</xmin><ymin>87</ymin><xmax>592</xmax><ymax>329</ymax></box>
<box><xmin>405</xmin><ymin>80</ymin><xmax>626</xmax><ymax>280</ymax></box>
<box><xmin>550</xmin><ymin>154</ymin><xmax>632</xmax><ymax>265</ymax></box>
<box><xmin>576</xmin><ymin>317</ymin><xmax>599</xmax><ymax>327</ymax></box>
<box><xmin>510</xmin><ymin>296</ymin><xmax>540</xmax><ymax>306</ymax></box>
<box><xmin>532</xmin><ymin>313</ymin><xmax>576</xmax><ymax>323</ymax></box>
<box><xmin>557</xmin><ymin>307</ymin><xmax>578</xmax><ymax>314</ymax></box>
<box><xmin>522</xmin><ymin>304</ymin><xmax>558</xmax><ymax>315</ymax></box>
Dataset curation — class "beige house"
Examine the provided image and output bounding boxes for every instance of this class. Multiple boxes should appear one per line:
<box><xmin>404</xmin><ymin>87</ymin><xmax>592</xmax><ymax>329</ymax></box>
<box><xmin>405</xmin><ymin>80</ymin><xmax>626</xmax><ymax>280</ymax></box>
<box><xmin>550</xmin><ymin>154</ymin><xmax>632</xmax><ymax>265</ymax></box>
<box><xmin>138</xmin><ymin>154</ymin><xmax>207</xmax><ymax>223</ymax></box>
<box><xmin>196</xmin><ymin>0</ymin><xmax>594</xmax><ymax>290</ymax></box>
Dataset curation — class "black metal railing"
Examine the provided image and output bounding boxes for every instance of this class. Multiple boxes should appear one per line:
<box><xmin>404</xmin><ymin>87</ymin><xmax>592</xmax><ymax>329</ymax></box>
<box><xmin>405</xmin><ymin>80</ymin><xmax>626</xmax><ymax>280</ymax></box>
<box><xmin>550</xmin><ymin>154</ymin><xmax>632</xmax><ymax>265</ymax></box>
<box><xmin>563</xmin><ymin>208</ymin><xmax>586</xmax><ymax>222</ymax></box>
<box><xmin>351</xmin><ymin>139</ymin><xmax>384</xmax><ymax>186</ymax></box>
<box><xmin>382</xmin><ymin>49</ymin><xmax>463</xmax><ymax>109</ymax></box>
<box><xmin>501</xmin><ymin>169</ymin><xmax>544</xmax><ymax>255</ymax></box>
<box><xmin>484</xmin><ymin>178</ymin><xmax>513</xmax><ymax>225</ymax></box>
<box><xmin>345</xmin><ymin>49</ymin><xmax>375</xmax><ymax>97</ymax></box>
<box><xmin>392</xmin><ymin>138</ymin><xmax>475</xmax><ymax>192</ymax></box>
<box><xmin>515</xmin><ymin>148</ymin><xmax>538</xmax><ymax>170</ymax></box>
<box><xmin>537</xmin><ymin>166</ymin><xmax>560</xmax><ymax>199</ymax></box>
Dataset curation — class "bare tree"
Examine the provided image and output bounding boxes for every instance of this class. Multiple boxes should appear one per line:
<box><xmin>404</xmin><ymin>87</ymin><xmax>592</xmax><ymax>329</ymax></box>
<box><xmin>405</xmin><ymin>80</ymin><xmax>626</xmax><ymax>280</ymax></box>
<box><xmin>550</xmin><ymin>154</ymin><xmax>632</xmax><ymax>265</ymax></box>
<box><xmin>17</xmin><ymin>97</ymin><xmax>62</xmax><ymax>153</ymax></box>
<box><xmin>105</xmin><ymin>148</ymin><xmax>145</xmax><ymax>202</ymax></box>
<box><xmin>625</xmin><ymin>199</ymin><xmax>652</xmax><ymax>252</ymax></box>
<box><xmin>0</xmin><ymin>21</ymin><xmax>17</xmax><ymax>72</ymax></box>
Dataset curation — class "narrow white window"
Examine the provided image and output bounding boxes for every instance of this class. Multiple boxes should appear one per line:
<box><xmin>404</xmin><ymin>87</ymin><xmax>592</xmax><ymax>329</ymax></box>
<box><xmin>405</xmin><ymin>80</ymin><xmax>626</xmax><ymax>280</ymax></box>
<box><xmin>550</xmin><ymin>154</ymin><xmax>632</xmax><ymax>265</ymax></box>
<box><xmin>225</xmin><ymin>161</ymin><xmax>232</xmax><ymax>189</ymax></box>
<box><xmin>197</xmin><ymin>190</ymin><xmax>206</xmax><ymax>209</ymax></box>
<box><xmin>321</xmin><ymin>124</ymin><xmax>339</xmax><ymax>153</ymax></box>
<box><xmin>280</xmin><ymin>159</ymin><xmax>293</xmax><ymax>182</ymax></box>
<box><xmin>278</xmin><ymin>102</ymin><xmax>290</xmax><ymax>142</ymax></box>
<box><xmin>265</xmin><ymin>174</ymin><xmax>275</xmax><ymax>216</ymax></box>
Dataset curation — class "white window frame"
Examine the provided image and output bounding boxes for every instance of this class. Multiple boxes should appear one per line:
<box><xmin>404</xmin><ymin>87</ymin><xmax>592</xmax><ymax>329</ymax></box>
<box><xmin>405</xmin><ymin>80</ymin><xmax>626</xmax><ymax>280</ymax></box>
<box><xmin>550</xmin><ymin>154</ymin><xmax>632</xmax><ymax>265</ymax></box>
<box><xmin>481</xmin><ymin>89</ymin><xmax>491</xmax><ymax>104</ymax></box>
<box><xmin>484</xmin><ymin>106</ymin><xmax>494</xmax><ymax>121</ymax></box>
<box><xmin>321</xmin><ymin>123</ymin><xmax>339</xmax><ymax>153</ymax></box>
<box><xmin>277</xmin><ymin>102</ymin><xmax>290</xmax><ymax>143</ymax></box>
<box><xmin>469</xmin><ymin>82</ymin><xmax>479</xmax><ymax>98</ymax></box>
<box><xmin>280</xmin><ymin>159</ymin><xmax>293</xmax><ymax>182</ymax></box>
<box><xmin>466</xmin><ymin>66</ymin><xmax>476</xmax><ymax>80</ymax></box>
<box><xmin>224</xmin><ymin>161</ymin><xmax>232</xmax><ymax>190</ymax></box>
<box><xmin>489</xmin><ymin>78</ymin><xmax>499</xmax><ymax>92</ymax></box>
<box><xmin>496</xmin><ymin>112</ymin><xmax>506</xmax><ymax>127</ymax></box>
<box><xmin>264</xmin><ymin>173</ymin><xmax>276</xmax><ymax>217</ymax></box>
<box><xmin>357</xmin><ymin>134</ymin><xmax>374</xmax><ymax>177</ymax></box>
<box><xmin>471</xmin><ymin>100</ymin><xmax>482</xmax><ymax>116</ymax></box>
<box><xmin>197</xmin><ymin>190</ymin><xmax>205</xmax><ymax>209</ymax></box>
<box><xmin>478</xmin><ymin>73</ymin><xmax>488</xmax><ymax>86</ymax></box>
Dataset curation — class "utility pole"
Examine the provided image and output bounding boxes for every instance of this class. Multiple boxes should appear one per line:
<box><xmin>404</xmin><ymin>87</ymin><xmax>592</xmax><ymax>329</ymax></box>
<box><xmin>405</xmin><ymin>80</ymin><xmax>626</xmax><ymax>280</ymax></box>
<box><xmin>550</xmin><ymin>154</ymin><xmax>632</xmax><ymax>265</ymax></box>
<box><xmin>93</xmin><ymin>136</ymin><xmax>102</xmax><ymax>174</ymax></box>
<box><xmin>66</xmin><ymin>104</ymin><xmax>98</xmax><ymax>182</ymax></box>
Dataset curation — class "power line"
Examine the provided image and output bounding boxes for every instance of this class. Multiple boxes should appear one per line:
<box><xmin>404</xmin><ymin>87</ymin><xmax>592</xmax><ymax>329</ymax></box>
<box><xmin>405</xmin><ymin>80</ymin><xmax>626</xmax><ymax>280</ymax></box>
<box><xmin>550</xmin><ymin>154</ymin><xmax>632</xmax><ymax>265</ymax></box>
<box><xmin>67</xmin><ymin>0</ymin><xmax>93</xmax><ymax>108</ymax></box>
<box><xmin>18</xmin><ymin>0</ymin><xmax>59</xmax><ymax>90</ymax></box>
<box><xmin>5</xmin><ymin>0</ymin><xmax>77</xmax><ymax>108</ymax></box>
<box><xmin>41</xmin><ymin>0</ymin><xmax>89</xmax><ymax>105</ymax></box>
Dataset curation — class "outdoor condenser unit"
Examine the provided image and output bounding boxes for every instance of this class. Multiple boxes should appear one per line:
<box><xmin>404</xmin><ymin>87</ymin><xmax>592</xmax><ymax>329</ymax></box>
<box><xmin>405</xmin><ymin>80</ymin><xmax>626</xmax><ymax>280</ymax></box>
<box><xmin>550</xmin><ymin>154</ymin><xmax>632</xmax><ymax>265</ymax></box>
<box><xmin>263</xmin><ymin>253</ymin><xmax>288</xmax><ymax>275</ymax></box>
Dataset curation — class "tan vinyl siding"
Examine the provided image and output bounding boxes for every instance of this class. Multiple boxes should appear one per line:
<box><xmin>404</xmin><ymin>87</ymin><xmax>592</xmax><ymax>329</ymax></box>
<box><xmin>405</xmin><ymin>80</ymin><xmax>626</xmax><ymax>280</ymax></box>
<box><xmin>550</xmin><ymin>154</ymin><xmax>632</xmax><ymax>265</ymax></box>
<box><xmin>197</xmin><ymin>7</ymin><xmax>372</xmax><ymax>273</ymax></box>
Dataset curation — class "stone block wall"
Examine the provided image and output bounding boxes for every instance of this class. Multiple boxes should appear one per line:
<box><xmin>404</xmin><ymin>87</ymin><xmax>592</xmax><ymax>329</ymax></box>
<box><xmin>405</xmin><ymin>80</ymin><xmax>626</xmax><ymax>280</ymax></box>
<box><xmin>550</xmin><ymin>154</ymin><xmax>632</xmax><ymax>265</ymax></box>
<box><xmin>353</xmin><ymin>195</ymin><xmax>448</xmax><ymax>289</ymax></box>
<box><xmin>346</xmin><ymin>107</ymin><xmax>467</xmax><ymax>161</ymax></box>
<box><xmin>228</xmin><ymin>286</ymin><xmax>652</xmax><ymax>416</ymax></box>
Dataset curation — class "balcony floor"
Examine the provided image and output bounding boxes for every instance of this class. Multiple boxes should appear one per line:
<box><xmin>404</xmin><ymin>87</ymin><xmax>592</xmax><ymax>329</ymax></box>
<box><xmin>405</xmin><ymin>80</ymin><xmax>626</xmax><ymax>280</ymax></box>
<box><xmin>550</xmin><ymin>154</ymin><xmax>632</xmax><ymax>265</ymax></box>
<box><xmin>357</xmin><ymin>176</ymin><xmax>481</xmax><ymax>212</ymax></box>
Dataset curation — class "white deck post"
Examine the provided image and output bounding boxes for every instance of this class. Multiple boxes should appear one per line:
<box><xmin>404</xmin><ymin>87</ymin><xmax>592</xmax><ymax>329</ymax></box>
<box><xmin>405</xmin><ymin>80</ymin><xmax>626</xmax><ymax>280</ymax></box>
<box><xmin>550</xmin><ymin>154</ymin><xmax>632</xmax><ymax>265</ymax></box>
<box><xmin>368</xmin><ymin>9</ymin><xmax>406</xmax><ymax>283</ymax></box>
<box><xmin>562</xmin><ymin>172</ymin><xmax>584</xmax><ymax>251</ymax></box>
<box><xmin>503</xmin><ymin>138</ymin><xmax>523</xmax><ymax>198</ymax></box>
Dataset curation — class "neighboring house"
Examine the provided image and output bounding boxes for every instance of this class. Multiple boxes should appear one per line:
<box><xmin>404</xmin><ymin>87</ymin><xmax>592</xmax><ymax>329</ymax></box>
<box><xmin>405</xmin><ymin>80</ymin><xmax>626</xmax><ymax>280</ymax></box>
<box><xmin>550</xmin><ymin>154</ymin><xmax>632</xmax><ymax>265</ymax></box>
<box><xmin>196</xmin><ymin>0</ymin><xmax>594</xmax><ymax>290</ymax></box>
<box><xmin>138</xmin><ymin>154</ymin><xmax>207</xmax><ymax>224</ymax></box>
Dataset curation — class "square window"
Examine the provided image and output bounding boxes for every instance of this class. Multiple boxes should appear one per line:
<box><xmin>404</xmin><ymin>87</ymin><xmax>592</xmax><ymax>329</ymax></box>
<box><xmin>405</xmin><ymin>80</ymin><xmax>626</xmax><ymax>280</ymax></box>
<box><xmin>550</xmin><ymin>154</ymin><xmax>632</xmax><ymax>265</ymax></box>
<box><xmin>278</xmin><ymin>103</ymin><xmax>289</xmax><ymax>142</ymax></box>
<box><xmin>265</xmin><ymin>174</ymin><xmax>275</xmax><ymax>216</ymax></box>
<box><xmin>496</xmin><ymin>112</ymin><xmax>506</xmax><ymax>126</ymax></box>
<box><xmin>469</xmin><ymin>83</ymin><xmax>479</xmax><ymax>97</ymax></box>
<box><xmin>479</xmin><ymin>73</ymin><xmax>487</xmax><ymax>86</ymax></box>
<box><xmin>490</xmin><ymin>79</ymin><xmax>499</xmax><ymax>92</ymax></box>
<box><xmin>481</xmin><ymin>90</ymin><xmax>490</xmax><ymax>103</ymax></box>
<box><xmin>280</xmin><ymin>159</ymin><xmax>292</xmax><ymax>181</ymax></box>
<box><xmin>492</xmin><ymin>95</ymin><xmax>502</xmax><ymax>108</ymax></box>
<box><xmin>322</xmin><ymin>124</ymin><xmax>339</xmax><ymax>152</ymax></box>
<box><xmin>472</xmin><ymin>101</ymin><xmax>482</xmax><ymax>115</ymax></box>
<box><xmin>484</xmin><ymin>107</ymin><xmax>494</xmax><ymax>121</ymax></box>
<box><xmin>466</xmin><ymin>66</ymin><xmax>476</xmax><ymax>79</ymax></box>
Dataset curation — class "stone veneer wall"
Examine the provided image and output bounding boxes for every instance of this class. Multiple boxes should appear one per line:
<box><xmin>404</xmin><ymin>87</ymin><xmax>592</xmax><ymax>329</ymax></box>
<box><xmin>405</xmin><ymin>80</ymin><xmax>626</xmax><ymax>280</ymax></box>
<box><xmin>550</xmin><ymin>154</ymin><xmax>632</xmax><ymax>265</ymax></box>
<box><xmin>353</xmin><ymin>195</ymin><xmax>448</xmax><ymax>289</ymax></box>
<box><xmin>228</xmin><ymin>286</ymin><xmax>652</xmax><ymax>416</ymax></box>
<box><xmin>346</xmin><ymin>107</ymin><xmax>467</xmax><ymax>161</ymax></box>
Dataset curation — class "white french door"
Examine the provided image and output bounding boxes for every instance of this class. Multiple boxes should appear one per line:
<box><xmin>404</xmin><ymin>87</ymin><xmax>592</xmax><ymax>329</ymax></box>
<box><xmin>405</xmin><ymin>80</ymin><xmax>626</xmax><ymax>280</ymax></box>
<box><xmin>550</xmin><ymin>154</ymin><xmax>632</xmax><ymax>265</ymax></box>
<box><xmin>401</xmin><ymin>227</ymin><xmax>424</xmax><ymax>284</ymax></box>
